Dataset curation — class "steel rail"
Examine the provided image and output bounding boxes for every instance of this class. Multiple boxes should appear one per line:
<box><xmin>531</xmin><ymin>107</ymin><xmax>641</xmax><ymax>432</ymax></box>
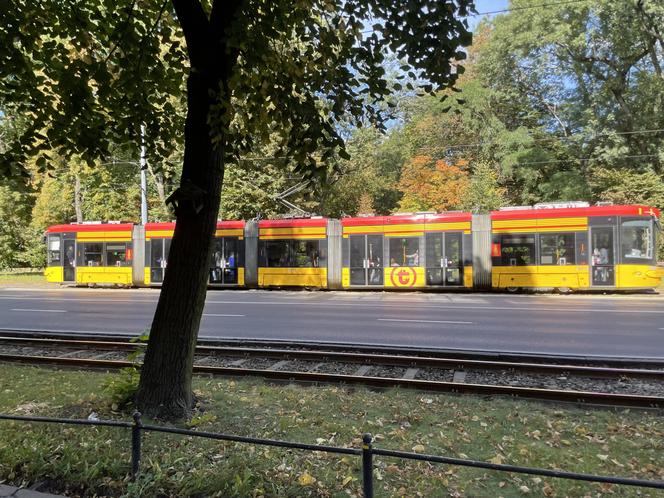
<box><xmin>1</xmin><ymin>335</ymin><xmax>663</xmax><ymax>381</ymax></box>
<box><xmin>1</xmin><ymin>353</ymin><xmax>662</xmax><ymax>408</ymax></box>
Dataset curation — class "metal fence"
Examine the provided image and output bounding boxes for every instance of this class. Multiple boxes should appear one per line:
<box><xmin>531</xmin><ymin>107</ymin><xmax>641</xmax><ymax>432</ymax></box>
<box><xmin>1</xmin><ymin>412</ymin><xmax>663</xmax><ymax>497</ymax></box>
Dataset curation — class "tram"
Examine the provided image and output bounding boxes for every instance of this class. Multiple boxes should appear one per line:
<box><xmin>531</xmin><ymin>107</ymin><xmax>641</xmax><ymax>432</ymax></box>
<box><xmin>45</xmin><ymin>203</ymin><xmax>662</xmax><ymax>291</ymax></box>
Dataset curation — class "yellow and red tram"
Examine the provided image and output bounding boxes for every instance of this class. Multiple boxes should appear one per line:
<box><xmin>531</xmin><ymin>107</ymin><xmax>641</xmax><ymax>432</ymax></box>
<box><xmin>143</xmin><ymin>221</ymin><xmax>245</xmax><ymax>287</ymax></box>
<box><xmin>490</xmin><ymin>204</ymin><xmax>661</xmax><ymax>290</ymax></box>
<box><xmin>45</xmin><ymin>203</ymin><xmax>662</xmax><ymax>292</ymax></box>
<box><xmin>257</xmin><ymin>217</ymin><xmax>328</xmax><ymax>288</ymax></box>
<box><xmin>340</xmin><ymin>212</ymin><xmax>473</xmax><ymax>289</ymax></box>
<box><xmin>45</xmin><ymin>222</ymin><xmax>135</xmax><ymax>285</ymax></box>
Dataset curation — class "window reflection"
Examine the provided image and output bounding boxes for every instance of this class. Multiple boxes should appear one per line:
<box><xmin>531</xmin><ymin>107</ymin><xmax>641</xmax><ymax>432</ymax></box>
<box><xmin>540</xmin><ymin>233</ymin><xmax>575</xmax><ymax>265</ymax></box>
<box><xmin>497</xmin><ymin>235</ymin><xmax>535</xmax><ymax>266</ymax></box>
<box><xmin>261</xmin><ymin>239</ymin><xmax>326</xmax><ymax>268</ymax></box>
<box><xmin>621</xmin><ymin>219</ymin><xmax>654</xmax><ymax>263</ymax></box>
<box><xmin>48</xmin><ymin>236</ymin><xmax>61</xmax><ymax>266</ymax></box>
<box><xmin>106</xmin><ymin>243</ymin><xmax>128</xmax><ymax>266</ymax></box>
<box><xmin>83</xmin><ymin>243</ymin><xmax>103</xmax><ymax>266</ymax></box>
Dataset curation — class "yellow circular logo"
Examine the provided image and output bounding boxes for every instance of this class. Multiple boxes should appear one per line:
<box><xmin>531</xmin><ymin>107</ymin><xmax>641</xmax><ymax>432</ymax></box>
<box><xmin>390</xmin><ymin>267</ymin><xmax>417</xmax><ymax>287</ymax></box>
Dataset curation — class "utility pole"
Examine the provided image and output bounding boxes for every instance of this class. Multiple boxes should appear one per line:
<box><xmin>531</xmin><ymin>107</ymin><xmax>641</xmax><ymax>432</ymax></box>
<box><xmin>140</xmin><ymin>124</ymin><xmax>148</xmax><ymax>225</ymax></box>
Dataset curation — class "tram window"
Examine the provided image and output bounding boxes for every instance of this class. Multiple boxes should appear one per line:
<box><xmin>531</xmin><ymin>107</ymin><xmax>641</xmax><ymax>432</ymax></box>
<box><xmin>620</xmin><ymin>219</ymin><xmax>654</xmax><ymax>263</ymax></box>
<box><xmin>389</xmin><ymin>237</ymin><xmax>420</xmax><ymax>267</ymax></box>
<box><xmin>106</xmin><ymin>243</ymin><xmax>128</xmax><ymax>266</ymax></box>
<box><xmin>150</xmin><ymin>240</ymin><xmax>163</xmax><ymax>268</ymax></box>
<box><xmin>210</xmin><ymin>238</ymin><xmax>224</xmax><ymax>268</ymax></box>
<box><xmin>576</xmin><ymin>235</ymin><xmax>589</xmax><ymax>265</ymax></box>
<box><xmin>318</xmin><ymin>240</ymin><xmax>328</xmax><ymax>268</ymax></box>
<box><xmin>48</xmin><ymin>236</ymin><xmax>61</xmax><ymax>266</ymax></box>
<box><xmin>225</xmin><ymin>238</ymin><xmax>238</xmax><ymax>267</ymax></box>
<box><xmin>499</xmin><ymin>235</ymin><xmax>535</xmax><ymax>266</ymax></box>
<box><xmin>263</xmin><ymin>240</ymin><xmax>289</xmax><ymax>267</ymax></box>
<box><xmin>591</xmin><ymin>229</ymin><xmax>614</xmax><ymax>265</ymax></box>
<box><xmin>83</xmin><ymin>243</ymin><xmax>103</xmax><ymax>266</ymax></box>
<box><xmin>540</xmin><ymin>233</ymin><xmax>575</xmax><ymax>265</ymax></box>
<box><xmin>292</xmin><ymin>240</ymin><xmax>321</xmax><ymax>268</ymax></box>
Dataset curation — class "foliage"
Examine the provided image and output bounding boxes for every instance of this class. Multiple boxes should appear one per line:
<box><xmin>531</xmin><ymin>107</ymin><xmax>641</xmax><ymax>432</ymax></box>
<box><xmin>0</xmin><ymin>179</ymin><xmax>34</xmax><ymax>269</ymax></box>
<box><xmin>480</xmin><ymin>0</ymin><xmax>664</xmax><ymax>175</ymax></box>
<box><xmin>0</xmin><ymin>1</ymin><xmax>473</xmax><ymax>179</ymax></box>
<box><xmin>0</xmin><ymin>0</ymin><xmax>187</xmax><ymax>175</ymax></box>
<box><xmin>461</xmin><ymin>161</ymin><xmax>506</xmax><ymax>213</ymax></box>
<box><xmin>102</xmin><ymin>341</ymin><xmax>145</xmax><ymax>410</ymax></box>
<box><xmin>397</xmin><ymin>156</ymin><xmax>470</xmax><ymax>212</ymax></box>
<box><xmin>102</xmin><ymin>367</ymin><xmax>140</xmax><ymax>410</ymax></box>
<box><xmin>318</xmin><ymin>127</ymin><xmax>407</xmax><ymax>216</ymax></box>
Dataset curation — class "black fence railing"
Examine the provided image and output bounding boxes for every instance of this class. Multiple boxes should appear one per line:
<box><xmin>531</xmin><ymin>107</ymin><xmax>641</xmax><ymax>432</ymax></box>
<box><xmin>1</xmin><ymin>412</ymin><xmax>663</xmax><ymax>497</ymax></box>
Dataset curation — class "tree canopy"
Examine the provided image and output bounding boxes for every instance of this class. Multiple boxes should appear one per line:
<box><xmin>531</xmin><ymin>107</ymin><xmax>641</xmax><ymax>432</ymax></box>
<box><xmin>1</xmin><ymin>0</ymin><xmax>475</xmax><ymax>419</ymax></box>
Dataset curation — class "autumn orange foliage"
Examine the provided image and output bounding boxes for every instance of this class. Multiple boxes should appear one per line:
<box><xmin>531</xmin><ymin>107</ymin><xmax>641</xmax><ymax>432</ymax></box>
<box><xmin>397</xmin><ymin>155</ymin><xmax>470</xmax><ymax>212</ymax></box>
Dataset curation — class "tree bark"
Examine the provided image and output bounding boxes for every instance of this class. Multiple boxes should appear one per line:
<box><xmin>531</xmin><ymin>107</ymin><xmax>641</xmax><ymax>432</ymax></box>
<box><xmin>135</xmin><ymin>0</ymin><xmax>240</xmax><ymax>420</ymax></box>
<box><xmin>74</xmin><ymin>173</ymin><xmax>83</xmax><ymax>223</ymax></box>
<box><xmin>149</xmin><ymin>167</ymin><xmax>168</xmax><ymax>207</ymax></box>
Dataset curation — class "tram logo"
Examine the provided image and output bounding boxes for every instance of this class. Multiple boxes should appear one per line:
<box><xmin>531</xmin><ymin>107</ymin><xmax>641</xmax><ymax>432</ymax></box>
<box><xmin>390</xmin><ymin>267</ymin><xmax>417</xmax><ymax>287</ymax></box>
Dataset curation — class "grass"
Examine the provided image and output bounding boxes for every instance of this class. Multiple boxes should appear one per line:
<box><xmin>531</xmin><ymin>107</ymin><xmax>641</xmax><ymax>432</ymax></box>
<box><xmin>0</xmin><ymin>365</ymin><xmax>662</xmax><ymax>497</ymax></box>
<box><xmin>0</xmin><ymin>269</ymin><xmax>46</xmax><ymax>286</ymax></box>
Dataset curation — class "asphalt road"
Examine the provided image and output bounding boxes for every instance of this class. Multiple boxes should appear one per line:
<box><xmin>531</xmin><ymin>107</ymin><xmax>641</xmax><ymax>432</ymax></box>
<box><xmin>0</xmin><ymin>287</ymin><xmax>663</xmax><ymax>359</ymax></box>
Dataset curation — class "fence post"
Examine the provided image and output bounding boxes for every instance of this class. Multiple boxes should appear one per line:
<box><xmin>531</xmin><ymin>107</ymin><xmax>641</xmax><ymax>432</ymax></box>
<box><xmin>362</xmin><ymin>433</ymin><xmax>374</xmax><ymax>498</ymax></box>
<box><xmin>131</xmin><ymin>411</ymin><xmax>142</xmax><ymax>478</ymax></box>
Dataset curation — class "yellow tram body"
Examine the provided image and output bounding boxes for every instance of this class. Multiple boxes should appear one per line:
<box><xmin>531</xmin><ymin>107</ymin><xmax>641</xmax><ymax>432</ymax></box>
<box><xmin>44</xmin><ymin>203</ymin><xmax>661</xmax><ymax>292</ymax></box>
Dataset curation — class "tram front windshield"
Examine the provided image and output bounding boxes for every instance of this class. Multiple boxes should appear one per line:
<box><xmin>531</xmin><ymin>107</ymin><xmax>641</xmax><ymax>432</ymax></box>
<box><xmin>620</xmin><ymin>218</ymin><xmax>657</xmax><ymax>264</ymax></box>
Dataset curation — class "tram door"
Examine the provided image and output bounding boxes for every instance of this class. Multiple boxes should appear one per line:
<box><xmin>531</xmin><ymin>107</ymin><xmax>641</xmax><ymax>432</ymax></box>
<box><xmin>349</xmin><ymin>234</ymin><xmax>384</xmax><ymax>286</ymax></box>
<box><xmin>425</xmin><ymin>232</ymin><xmax>463</xmax><ymax>286</ymax></box>
<box><xmin>210</xmin><ymin>237</ymin><xmax>239</xmax><ymax>285</ymax></box>
<box><xmin>590</xmin><ymin>227</ymin><xmax>615</xmax><ymax>286</ymax></box>
<box><xmin>150</xmin><ymin>238</ymin><xmax>171</xmax><ymax>284</ymax></box>
<box><xmin>63</xmin><ymin>238</ymin><xmax>76</xmax><ymax>282</ymax></box>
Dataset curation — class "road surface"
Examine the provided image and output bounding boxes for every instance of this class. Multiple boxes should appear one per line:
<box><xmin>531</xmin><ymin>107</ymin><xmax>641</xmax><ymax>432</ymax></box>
<box><xmin>0</xmin><ymin>287</ymin><xmax>663</xmax><ymax>358</ymax></box>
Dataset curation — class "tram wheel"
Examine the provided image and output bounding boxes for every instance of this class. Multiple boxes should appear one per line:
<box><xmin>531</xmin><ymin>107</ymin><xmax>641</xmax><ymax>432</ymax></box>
<box><xmin>556</xmin><ymin>287</ymin><xmax>572</xmax><ymax>294</ymax></box>
<box><xmin>505</xmin><ymin>286</ymin><xmax>519</xmax><ymax>293</ymax></box>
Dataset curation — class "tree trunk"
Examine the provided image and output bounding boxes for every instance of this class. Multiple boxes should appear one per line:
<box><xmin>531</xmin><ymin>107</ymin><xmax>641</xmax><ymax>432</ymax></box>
<box><xmin>135</xmin><ymin>70</ymin><xmax>224</xmax><ymax>419</ymax></box>
<box><xmin>74</xmin><ymin>173</ymin><xmax>83</xmax><ymax>223</ymax></box>
<box><xmin>149</xmin><ymin>167</ymin><xmax>168</xmax><ymax>206</ymax></box>
<box><xmin>134</xmin><ymin>0</ymin><xmax>239</xmax><ymax>420</ymax></box>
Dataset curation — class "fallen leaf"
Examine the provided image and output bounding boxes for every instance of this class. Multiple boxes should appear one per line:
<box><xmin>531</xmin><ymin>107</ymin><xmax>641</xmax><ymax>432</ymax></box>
<box><xmin>519</xmin><ymin>485</ymin><xmax>530</xmax><ymax>494</ymax></box>
<box><xmin>412</xmin><ymin>444</ymin><xmax>426</xmax><ymax>453</ymax></box>
<box><xmin>488</xmin><ymin>454</ymin><xmax>504</xmax><ymax>465</ymax></box>
<box><xmin>298</xmin><ymin>471</ymin><xmax>315</xmax><ymax>486</ymax></box>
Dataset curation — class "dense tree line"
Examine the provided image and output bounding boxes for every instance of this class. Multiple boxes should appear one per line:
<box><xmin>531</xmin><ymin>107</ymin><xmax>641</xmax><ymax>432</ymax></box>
<box><xmin>2</xmin><ymin>0</ymin><xmax>663</xmax><ymax>270</ymax></box>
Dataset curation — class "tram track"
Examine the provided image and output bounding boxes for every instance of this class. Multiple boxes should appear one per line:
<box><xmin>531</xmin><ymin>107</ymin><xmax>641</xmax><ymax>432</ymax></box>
<box><xmin>1</xmin><ymin>334</ymin><xmax>663</xmax><ymax>408</ymax></box>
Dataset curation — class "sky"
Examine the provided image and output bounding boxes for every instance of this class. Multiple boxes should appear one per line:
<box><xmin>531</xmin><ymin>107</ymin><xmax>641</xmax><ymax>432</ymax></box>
<box><xmin>468</xmin><ymin>0</ymin><xmax>510</xmax><ymax>31</ymax></box>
